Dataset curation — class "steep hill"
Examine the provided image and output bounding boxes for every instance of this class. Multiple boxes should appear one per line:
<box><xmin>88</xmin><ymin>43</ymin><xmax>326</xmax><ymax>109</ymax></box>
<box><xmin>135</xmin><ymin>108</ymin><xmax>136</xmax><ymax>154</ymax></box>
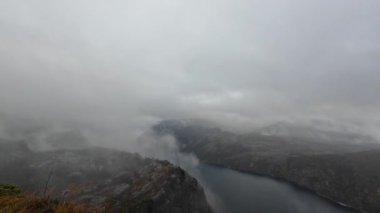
<box><xmin>0</xmin><ymin>139</ymin><xmax>212</xmax><ymax>213</ymax></box>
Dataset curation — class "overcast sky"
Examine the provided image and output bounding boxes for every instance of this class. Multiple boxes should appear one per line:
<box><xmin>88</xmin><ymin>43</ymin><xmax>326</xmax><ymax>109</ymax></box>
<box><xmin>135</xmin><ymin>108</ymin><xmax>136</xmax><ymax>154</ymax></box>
<box><xmin>0</xmin><ymin>0</ymin><xmax>380</xmax><ymax>144</ymax></box>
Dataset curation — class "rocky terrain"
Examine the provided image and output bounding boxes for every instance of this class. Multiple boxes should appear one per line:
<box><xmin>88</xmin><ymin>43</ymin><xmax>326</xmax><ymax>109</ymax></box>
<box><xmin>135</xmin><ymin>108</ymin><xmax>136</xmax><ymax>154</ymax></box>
<box><xmin>0</xmin><ymin>138</ymin><xmax>212</xmax><ymax>213</ymax></box>
<box><xmin>153</xmin><ymin>120</ymin><xmax>380</xmax><ymax>213</ymax></box>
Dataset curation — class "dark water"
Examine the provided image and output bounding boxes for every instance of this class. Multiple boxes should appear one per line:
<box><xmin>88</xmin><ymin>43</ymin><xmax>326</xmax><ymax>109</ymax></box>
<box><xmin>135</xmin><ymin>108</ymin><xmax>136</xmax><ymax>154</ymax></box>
<box><xmin>197</xmin><ymin>164</ymin><xmax>357</xmax><ymax>213</ymax></box>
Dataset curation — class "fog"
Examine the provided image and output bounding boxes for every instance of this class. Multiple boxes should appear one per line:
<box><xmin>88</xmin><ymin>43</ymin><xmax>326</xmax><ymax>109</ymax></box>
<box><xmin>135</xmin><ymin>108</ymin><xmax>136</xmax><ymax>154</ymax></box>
<box><xmin>1</xmin><ymin>0</ymin><xmax>380</xmax><ymax>148</ymax></box>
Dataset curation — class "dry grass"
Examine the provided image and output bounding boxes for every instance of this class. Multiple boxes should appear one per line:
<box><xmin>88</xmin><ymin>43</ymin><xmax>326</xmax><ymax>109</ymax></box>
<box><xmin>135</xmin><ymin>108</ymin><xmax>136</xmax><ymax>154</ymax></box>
<box><xmin>0</xmin><ymin>194</ymin><xmax>100</xmax><ymax>213</ymax></box>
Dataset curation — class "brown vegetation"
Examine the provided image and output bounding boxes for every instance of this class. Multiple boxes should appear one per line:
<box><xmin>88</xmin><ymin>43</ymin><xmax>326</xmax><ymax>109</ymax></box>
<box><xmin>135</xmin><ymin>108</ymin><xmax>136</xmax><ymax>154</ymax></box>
<box><xmin>0</xmin><ymin>183</ymin><xmax>100</xmax><ymax>212</ymax></box>
<box><xmin>0</xmin><ymin>193</ymin><xmax>101</xmax><ymax>213</ymax></box>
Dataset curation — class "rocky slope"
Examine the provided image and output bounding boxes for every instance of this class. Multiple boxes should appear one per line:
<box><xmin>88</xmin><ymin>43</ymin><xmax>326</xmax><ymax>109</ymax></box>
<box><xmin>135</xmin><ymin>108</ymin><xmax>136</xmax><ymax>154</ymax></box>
<box><xmin>153</xmin><ymin>120</ymin><xmax>380</xmax><ymax>213</ymax></box>
<box><xmin>0</xmin><ymin>139</ymin><xmax>212</xmax><ymax>213</ymax></box>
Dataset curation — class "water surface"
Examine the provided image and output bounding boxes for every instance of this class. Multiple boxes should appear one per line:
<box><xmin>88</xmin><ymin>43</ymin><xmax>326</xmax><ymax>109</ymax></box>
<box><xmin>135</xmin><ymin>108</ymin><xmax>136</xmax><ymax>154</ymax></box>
<box><xmin>197</xmin><ymin>164</ymin><xmax>357</xmax><ymax>213</ymax></box>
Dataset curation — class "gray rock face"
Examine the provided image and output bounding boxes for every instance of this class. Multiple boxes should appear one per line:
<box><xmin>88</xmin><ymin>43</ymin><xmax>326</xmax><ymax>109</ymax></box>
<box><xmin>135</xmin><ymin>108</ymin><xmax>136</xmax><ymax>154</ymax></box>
<box><xmin>0</xmin><ymin>140</ymin><xmax>212</xmax><ymax>213</ymax></box>
<box><xmin>153</xmin><ymin>120</ymin><xmax>380</xmax><ymax>213</ymax></box>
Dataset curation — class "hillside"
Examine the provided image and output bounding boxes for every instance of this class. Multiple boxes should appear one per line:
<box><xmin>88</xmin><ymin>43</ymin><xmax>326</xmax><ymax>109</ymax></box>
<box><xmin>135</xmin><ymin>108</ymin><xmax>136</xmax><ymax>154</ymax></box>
<box><xmin>0</xmin><ymin>139</ymin><xmax>212</xmax><ymax>213</ymax></box>
<box><xmin>153</xmin><ymin>120</ymin><xmax>380</xmax><ymax>213</ymax></box>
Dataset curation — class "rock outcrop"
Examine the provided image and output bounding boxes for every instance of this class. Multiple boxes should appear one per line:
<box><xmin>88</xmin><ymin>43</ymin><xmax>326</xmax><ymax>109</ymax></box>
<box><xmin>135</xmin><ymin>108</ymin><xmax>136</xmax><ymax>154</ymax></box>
<box><xmin>0</xmin><ymin>139</ymin><xmax>212</xmax><ymax>213</ymax></box>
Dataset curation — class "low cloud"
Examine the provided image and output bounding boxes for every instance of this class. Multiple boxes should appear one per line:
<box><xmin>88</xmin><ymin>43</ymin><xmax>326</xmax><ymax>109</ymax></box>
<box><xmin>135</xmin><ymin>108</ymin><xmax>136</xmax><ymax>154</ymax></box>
<box><xmin>0</xmin><ymin>0</ymin><xmax>380</xmax><ymax>144</ymax></box>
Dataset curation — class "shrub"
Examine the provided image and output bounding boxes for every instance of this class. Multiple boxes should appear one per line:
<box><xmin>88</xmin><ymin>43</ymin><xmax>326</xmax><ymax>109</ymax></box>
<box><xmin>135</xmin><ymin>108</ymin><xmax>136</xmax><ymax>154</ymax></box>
<box><xmin>0</xmin><ymin>184</ymin><xmax>22</xmax><ymax>196</ymax></box>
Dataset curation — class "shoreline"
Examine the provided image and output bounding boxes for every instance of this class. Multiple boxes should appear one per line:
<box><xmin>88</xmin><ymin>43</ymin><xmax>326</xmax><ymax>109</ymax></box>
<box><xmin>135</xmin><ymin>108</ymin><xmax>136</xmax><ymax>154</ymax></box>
<box><xmin>199</xmin><ymin>162</ymin><xmax>361</xmax><ymax>213</ymax></box>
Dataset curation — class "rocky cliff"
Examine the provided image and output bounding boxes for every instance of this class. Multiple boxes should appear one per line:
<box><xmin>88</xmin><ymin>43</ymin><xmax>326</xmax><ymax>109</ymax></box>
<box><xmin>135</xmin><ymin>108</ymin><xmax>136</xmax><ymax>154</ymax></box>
<box><xmin>0</xmin><ymin>139</ymin><xmax>212</xmax><ymax>213</ymax></box>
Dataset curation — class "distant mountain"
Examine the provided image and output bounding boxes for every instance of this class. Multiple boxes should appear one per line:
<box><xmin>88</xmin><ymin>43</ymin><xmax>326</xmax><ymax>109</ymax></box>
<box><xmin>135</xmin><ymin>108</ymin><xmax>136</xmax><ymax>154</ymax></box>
<box><xmin>153</xmin><ymin>119</ymin><xmax>380</xmax><ymax>213</ymax></box>
<box><xmin>256</xmin><ymin>121</ymin><xmax>378</xmax><ymax>146</ymax></box>
<box><xmin>45</xmin><ymin>130</ymin><xmax>91</xmax><ymax>150</ymax></box>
